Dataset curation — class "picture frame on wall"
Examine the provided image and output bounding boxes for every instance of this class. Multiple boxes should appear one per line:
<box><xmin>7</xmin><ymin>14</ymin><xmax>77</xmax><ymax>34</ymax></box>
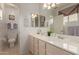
<box><xmin>9</xmin><ymin>15</ymin><xmax>15</xmax><ymax>20</ymax></box>
<box><xmin>24</xmin><ymin>18</ymin><xmax>29</xmax><ymax>27</ymax></box>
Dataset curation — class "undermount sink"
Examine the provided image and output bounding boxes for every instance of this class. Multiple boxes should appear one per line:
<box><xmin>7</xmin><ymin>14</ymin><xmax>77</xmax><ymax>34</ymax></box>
<box><xmin>57</xmin><ymin>36</ymin><xmax>64</xmax><ymax>40</ymax></box>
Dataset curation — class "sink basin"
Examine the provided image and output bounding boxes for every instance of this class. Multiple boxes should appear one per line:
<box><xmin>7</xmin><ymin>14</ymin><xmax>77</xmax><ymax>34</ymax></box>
<box><xmin>57</xmin><ymin>36</ymin><xmax>64</xmax><ymax>40</ymax></box>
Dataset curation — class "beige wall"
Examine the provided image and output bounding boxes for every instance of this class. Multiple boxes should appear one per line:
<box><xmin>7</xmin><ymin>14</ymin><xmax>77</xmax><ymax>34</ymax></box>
<box><xmin>53</xmin><ymin>15</ymin><xmax>63</xmax><ymax>34</ymax></box>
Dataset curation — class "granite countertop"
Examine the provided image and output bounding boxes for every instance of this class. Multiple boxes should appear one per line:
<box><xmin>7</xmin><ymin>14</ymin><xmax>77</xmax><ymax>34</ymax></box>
<box><xmin>29</xmin><ymin>33</ymin><xmax>79</xmax><ymax>55</ymax></box>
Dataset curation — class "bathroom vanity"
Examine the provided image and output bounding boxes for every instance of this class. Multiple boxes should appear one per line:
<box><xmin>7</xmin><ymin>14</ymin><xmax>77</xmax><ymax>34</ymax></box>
<box><xmin>29</xmin><ymin>33</ymin><xmax>79</xmax><ymax>55</ymax></box>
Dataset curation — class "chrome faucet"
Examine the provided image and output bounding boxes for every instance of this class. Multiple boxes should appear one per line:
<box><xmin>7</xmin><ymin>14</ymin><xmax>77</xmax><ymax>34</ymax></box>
<box><xmin>37</xmin><ymin>29</ymin><xmax>41</xmax><ymax>34</ymax></box>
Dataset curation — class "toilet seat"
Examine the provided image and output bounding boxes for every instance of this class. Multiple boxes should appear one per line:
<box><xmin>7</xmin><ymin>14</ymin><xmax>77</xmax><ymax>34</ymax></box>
<box><xmin>8</xmin><ymin>38</ymin><xmax>16</xmax><ymax>43</ymax></box>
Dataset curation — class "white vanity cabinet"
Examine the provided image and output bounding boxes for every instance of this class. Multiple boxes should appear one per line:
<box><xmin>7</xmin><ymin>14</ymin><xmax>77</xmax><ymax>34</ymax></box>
<box><xmin>38</xmin><ymin>40</ymin><xmax>46</xmax><ymax>55</ymax></box>
<box><xmin>29</xmin><ymin>34</ymin><xmax>74</xmax><ymax>55</ymax></box>
<box><xmin>46</xmin><ymin>43</ymin><xmax>72</xmax><ymax>55</ymax></box>
<box><xmin>33</xmin><ymin>38</ymin><xmax>39</xmax><ymax>55</ymax></box>
<box><xmin>29</xmin><ymin>36</ymin><xmax>39</xmax><ymax>55</ymax></box>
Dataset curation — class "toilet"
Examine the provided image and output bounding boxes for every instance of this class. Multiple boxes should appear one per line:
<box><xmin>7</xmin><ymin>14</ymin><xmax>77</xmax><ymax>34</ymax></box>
<box><xmin>7</xmin><ymin>22</ymin><xmax>18</xmax><ymax>48</ymax></box>
<box><xmin>7</xmin><ymin>30</ymin><xmax>17</xmax><ymax>48</ymax></box>
<box><xmin>8</xmin><ymin>38</ymin><xmax>16</xmax><ymax>48</ymax></box>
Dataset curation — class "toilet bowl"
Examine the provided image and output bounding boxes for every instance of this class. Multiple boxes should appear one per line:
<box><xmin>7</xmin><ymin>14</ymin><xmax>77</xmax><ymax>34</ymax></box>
<box><xmin>8</xmin><ymin>38</ymin><xmax>16</xmax><ymax>48</ymax></box>
<box><xmin>7</xmin><ymin>30</ymin><xmax>17</xmax><ymax>48</ymax></box>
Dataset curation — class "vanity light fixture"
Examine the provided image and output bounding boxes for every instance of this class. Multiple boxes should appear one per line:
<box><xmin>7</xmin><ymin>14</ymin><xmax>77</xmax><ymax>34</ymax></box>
<box><xmin>43</xmin><ymin>3</ymin><xmax>47</xmax><ymax>8</ymax></box>
<box><xmin>32</xmin><ymin>14</ymin><xmax>37</xmax><ymax>18</ymax></box>
<box><xmin>43</xmin><ymin>3</ymin><xmax>60</xmax><ymax>9</ymax></box>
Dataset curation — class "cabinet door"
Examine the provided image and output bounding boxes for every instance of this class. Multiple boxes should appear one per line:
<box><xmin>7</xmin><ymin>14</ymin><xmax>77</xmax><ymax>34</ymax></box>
<box><xmin>39</xmin><ymin>40</ymin><xmax>46</xmax><ymax>55</ymax></box>
<box><xmin>46</xmin><ymin>43</ymin><xmax>72</xmax><ymax>55</ymax></box>
<box><xmin>29</xmin><ymin>36</ymin><xmax>34</xmax><ymax>54</ymax></box>
<box><xmin>33</xmin><ymin>38</ymin><xmax>39</xmax><ymax>55</ymax></box>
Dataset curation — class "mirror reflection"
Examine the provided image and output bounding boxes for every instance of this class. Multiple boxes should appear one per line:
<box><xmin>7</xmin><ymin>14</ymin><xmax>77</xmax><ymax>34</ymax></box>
<box><xmin>31</xmin><ymin>13</ymin><xmax>45</xmax><ymax>27</ymax></box>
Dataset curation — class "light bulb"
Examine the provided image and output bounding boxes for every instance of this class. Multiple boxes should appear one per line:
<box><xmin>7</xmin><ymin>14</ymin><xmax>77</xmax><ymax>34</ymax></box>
<box><xmin>48</xmin><ymin>6</ymin><xmax>51</xmax><ymax>9</ymax></box>
<box><xmin>32</xmin><ymin>14</ymin><xmax>35</xmax><ymax>18</ymax></box>
<box><xmin>51</xmin><ymin>3</ymin><xmax>55</xmax><ymax>7</ymax></box>
<box><xmin>34</xmin><ymin>14</ymin><xmax>37</xmax><ymax>17</ymax></box>
<box><xmin>43</xmin><ymin>3</ymin><xmax>47</xmax><ymax>8</ymax></box>
<box><xmin>32</xmin><ymin>14</ymin><xmax>37</xmax><ymax>18</ymax></box>
<box><xmin>32</xmin><ymin>14</ymin><xmax>34</xmax><ymax>17</ymax></box>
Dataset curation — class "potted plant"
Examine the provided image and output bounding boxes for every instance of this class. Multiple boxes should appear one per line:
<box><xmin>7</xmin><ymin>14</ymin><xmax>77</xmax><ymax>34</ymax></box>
<box><xmin>47</xmin><ymin>27</ymin><xmax>52</xmax><ymax>36</ymax></box>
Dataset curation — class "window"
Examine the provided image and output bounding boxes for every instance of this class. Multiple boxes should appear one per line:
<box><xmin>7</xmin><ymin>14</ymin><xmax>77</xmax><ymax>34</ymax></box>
<box><xmin>63</xmin><ymin>13</ymin><xmax>78</xmax><ymax>25</ymax></box>
<box><xmin>69</xmin><ymin>13</ymin><xmax>78</xmax><ymax>22</ymax></box>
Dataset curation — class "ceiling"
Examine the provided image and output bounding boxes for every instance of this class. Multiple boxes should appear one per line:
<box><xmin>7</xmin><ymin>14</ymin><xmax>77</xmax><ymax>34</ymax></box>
<box><xmin>55</xmin><ymin>3</ymin><xmax>77</xmax><ymax>10</ymax></box>
<box><xmin>14</xmin><ymin>3</ymin><xmax>77</xmax><ymax>10</ymax></box>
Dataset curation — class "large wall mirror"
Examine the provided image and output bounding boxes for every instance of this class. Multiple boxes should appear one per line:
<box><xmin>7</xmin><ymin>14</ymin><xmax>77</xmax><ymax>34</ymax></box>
<box><xmin>31</xmin><ymin>14</ymin><xmax>45</xmax><ymax>27</ymax></box>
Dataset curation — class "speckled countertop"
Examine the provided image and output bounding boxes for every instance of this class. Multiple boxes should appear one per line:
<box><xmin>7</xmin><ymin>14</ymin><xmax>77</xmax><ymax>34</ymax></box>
<box><xmin>29</xmin><ymin>33</ymin><xmax>79</xmax><ymax>55</ymax></box>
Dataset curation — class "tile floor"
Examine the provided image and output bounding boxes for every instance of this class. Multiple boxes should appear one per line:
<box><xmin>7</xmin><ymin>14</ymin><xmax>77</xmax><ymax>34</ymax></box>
<box><xmin>0</xmin><ymin>45</ymin><xmax>20</xmax><ymax>55</ymax></box>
